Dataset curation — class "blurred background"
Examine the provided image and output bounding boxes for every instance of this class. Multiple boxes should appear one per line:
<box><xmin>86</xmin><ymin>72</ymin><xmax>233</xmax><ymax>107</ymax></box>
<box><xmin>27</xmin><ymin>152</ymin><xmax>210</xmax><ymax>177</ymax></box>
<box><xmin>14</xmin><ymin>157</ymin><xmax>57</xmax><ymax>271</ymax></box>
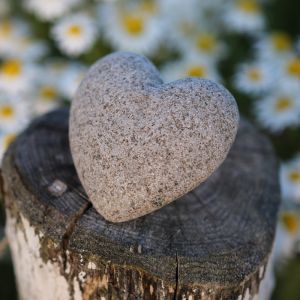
<box><xmin>0</xmin><ymin>0</ymin><xmax>300</xmax><ymax>299</ymax></box>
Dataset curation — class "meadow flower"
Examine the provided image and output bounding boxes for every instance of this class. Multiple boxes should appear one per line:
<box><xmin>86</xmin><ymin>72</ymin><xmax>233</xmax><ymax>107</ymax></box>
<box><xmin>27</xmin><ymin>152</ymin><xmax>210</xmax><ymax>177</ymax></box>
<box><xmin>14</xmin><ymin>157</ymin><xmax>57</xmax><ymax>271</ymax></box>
<box><xmin>159</xmin><ymin>0</ymin><xmax>222</xmax><ymax>54</ymax></box>
<box><xmin>159</xmin><ymin>0</ymin><xmax>199</xmax><ymax>35</ymax></box>
<box><xmin>254</xmin><ymin>89</ymin><xmax>300</xmax><ymax>133</ymax></box>
<box><xmin>161</xmin><ymin>55</ymin><xmax>220</xmax><ymax>83</ymax></box>
<box><xmin>0</xmin><ymin>18</ymin><xmax>29</xmax><ymax>57</ymax></box>
<box><xmin>24</xmin><ymin>0</ymin><xmax>82</xmax><ymax>21</ymax></box>
<box><xmin>52</xmin><ymin>14</ymin><xmax>97</xmax><ymax>57</ymax></box>
<box><xmin>6</xmin><ymin>38</ymin><xmax>48</xmax><ymax>61</ymax></box>
<box><xmin>277</xmin><ymin>54</ymin><xmax>300</xmax><ymax>92</ymax></box>
<box><xmin>234</xmin><ymin>62</ymin><xmax>275</xmax><ymax>95</ymax></box>
<box><xmin>223</xmin><ymin>0</ymin><xmax>265</xmax><ymax>34</ymax></box>
<box><xmin>30</xmin><ymin>61</ymin><xmax>70</xmax><ymax>115</ymax></box>
<box><xmin>32</xmin><ymin>83</ymin><xmax>61</xmax><ymax>116</ymax></box>
<box><xmin>280</xmin><ymin>155</ymin><xmax>300</xmax><ymax>203</ymax></box>
<box><xmin>0</xmin><ymin>18</ymin><xmax>47</xmax><ymax>61</ymax></box>
<box><xmin>0</xmin><ymin>59</ymin><xmax>38</xmax><ymax>95</ymax></box>
<box><xmin>255</xmin><ymin>32</ymin><xmax>293</xmax><ymax>60</ymax></box>
<box><xmin>0</xmin><ymin>131</ymin><xmax>17</xmax><ymax>163</ymax></box>
<box><xmin>44</xmin><ymin>59</ymin><xmax>69</xmax><ymax>78</ymax></box>
<box><xmin>273</xmin><ymin>210</ymin><xmax>300</xmax><ymax>267</ymax></box>
<box><xmin>58</xmin><ymin>63</ymin><xmax>87</xmax><ymax>100</ymax></box>
<box><xmin>0</xmin><ymin>92</ymin><xmax>31</xmax><ymax>132</ymax></box>
<box><xmin>182</xmin><ymin>32</ymin><xmax>226</xmax><ymax>63</ymax></box>
<box><xmin>100</xmin><ymin>1</ymin><xmax>165</xmax><ymax>55</ymax></box>
<box><xmin>161</xmin><ymin>17</ymin><xmax>197</xmax><ymax>54</ymax></box>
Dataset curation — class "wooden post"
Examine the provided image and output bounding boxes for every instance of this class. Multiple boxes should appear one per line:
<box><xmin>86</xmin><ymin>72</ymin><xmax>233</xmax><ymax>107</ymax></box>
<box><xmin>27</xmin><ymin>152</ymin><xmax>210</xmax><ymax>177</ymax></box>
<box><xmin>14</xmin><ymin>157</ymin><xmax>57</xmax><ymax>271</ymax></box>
<box><xmin>1</xmin><ymin>109</ymin><xmax>280</xmax><ymax>300</ymax></box>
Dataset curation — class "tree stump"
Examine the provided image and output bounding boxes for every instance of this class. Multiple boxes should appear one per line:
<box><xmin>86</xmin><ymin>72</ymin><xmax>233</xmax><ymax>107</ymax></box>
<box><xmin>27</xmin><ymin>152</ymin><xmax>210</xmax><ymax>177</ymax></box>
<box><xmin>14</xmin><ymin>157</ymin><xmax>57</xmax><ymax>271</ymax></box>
<box><xmin>1</xmin><ymin>108</ymin><xmax>280</xmax><ymax>300</ymax></box>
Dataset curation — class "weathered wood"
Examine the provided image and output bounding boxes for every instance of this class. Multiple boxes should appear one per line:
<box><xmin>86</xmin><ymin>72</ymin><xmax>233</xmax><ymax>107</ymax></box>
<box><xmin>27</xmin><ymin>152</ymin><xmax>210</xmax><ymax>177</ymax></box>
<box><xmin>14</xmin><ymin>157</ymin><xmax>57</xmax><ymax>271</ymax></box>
<box><xmin>1</xmin><ymin>108</ymin><xmax>280</xmax><ymax>299</ymax></box>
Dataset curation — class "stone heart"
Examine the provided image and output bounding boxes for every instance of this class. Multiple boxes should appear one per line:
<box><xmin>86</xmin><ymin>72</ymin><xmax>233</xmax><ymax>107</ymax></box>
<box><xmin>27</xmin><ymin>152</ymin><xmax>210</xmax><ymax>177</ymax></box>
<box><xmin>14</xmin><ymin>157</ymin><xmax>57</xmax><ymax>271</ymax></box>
<box><xmin>69</xmin><ymin>52</ymin><xmax>239</xmax><ymax>223</ymax></box>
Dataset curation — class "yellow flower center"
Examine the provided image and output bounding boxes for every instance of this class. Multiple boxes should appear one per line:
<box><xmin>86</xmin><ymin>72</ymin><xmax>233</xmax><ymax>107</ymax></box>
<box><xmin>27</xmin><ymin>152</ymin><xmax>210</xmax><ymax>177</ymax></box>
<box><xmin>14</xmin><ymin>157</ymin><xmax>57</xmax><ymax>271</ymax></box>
<box><xmin>3</xmin><ymin>133</ymin><xmax>16</xmax><ymax>149</ymax></box>
<box><xmin>288</xmin><ymin>170</ymin><xmax>300</xmax><ymax>183</ymax></box>
<box><xmin>0</xmin><ymin>105</ymin><xmax>14</xmax><ymax>119</ymax></box>
<box><xmin>123</xmin><ymin>15</ymin><xmax>144</xmax><ymax>35</ymax></box>
<box><xmin>271</xmin><ymin>33</ymin><xmax>292</xmax><ymax>52</ymax></box>
<box><xmin>281</xmin><ymin>212</ymin><xmax>300</xmax><ymax>234</ymax></box>
<box><xmin>274</xmin><ymin>97</ymin><xmax>293</xmax><ymax>112</ymax></box>
<box><xmin>196</xmin><ymin>34</ymin><xmax>217</xmax><ymax>52</ymax></box>
<box><xmin>0</xmin><ymin>20</ymin><xmax>12</xmax><ymax>36</ymax></box>
<box><xmin>1</xmin><ymin>59</ymin><xmax>22</xmax><ymax>77</ymax></box>
<box><xmin>287</xmin><ymin>58</ymin><xmax>300</xmax><ymax>77</ymax></box>
<box><xmin>67</xmin><ymin>25</ymin><xmax>82</xmax><ymax>37</ymax></box>
<box><xmin>40</xmin><ymin>86</ymin><xmax>57</xmax><ymax>100</ymax></box>
<box><xmin>247</xmin><ymin>68</ymin><xmax>262</xmax><ymax>81</ymax></box>
<box><xmin>186</xmin><ymin>66</ymin><xmax>207</xmax><ymax>77</ymax></box>
<box><xmin>237</xmin><ymin>0</ymin><xmax>260</xmax><ymax>13</ymax></box>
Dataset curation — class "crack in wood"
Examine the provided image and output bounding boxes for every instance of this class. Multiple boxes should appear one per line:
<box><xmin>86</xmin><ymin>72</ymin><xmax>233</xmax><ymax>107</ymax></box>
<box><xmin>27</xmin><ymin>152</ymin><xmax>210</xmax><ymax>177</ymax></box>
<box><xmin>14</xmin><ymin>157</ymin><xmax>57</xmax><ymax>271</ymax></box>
<box><xmin>60</xmin><ymin>202</ymin><xmax>91</xmax><ymax>299</ymax></box>
<box><xmin>61</xmin><ymin>202</ymin><xmax>91</xmax><ymax>271</ymax></box>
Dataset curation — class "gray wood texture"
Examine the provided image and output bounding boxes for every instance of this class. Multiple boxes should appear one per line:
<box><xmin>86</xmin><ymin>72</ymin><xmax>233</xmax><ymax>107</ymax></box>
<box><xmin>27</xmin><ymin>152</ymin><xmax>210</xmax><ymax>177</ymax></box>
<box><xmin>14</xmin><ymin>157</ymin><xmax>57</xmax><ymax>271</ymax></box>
<box><xmin>2</xmin><ymin>108</ymin><xmax>280</xmax><ymax>299</ymax></box>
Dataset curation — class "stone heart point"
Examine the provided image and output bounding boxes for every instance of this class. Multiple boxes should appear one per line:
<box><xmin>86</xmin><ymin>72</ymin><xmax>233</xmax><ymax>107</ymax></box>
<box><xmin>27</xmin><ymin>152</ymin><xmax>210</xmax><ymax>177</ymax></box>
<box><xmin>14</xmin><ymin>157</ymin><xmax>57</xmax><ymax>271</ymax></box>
<box><xmin>69</xmin><ymin>52</ymin><xmax>239</xmax><ymax>223</ymax></box>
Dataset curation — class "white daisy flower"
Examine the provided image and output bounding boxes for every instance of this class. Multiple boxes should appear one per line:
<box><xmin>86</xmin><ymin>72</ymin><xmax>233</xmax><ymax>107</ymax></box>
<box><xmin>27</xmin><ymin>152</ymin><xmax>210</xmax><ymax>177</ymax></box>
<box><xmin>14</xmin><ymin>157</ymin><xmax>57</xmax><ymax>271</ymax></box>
<box><xmin>32</xmin><ymin>84</ymin><xmax>62</xmax><ymax>116</ymax></box>
<box><xmin>159</xmin><ymin>0</ymin><xmax>223</xmax><ymax>53</ymax></box>
<box><xmin>277</xmin><ymin>54</ymin><xmax>300</xmax><ymax>93</ymax></box>
<box><xmin>255</xmin><ymin>89</ymin><xmax>300</xmax><ymax>133</ymax></box>
<box><xmin>0</xmin><ymin>18</ymin><xmax>30</xmax><ymax>57</ymax></box>
<box><xmin>100</xmin><ymin>1</ymin><xmax>165</xmax><ymax>55</ymax></box>
<box><xmin>280</xmin><ymin>155</ymin><xmax>300</xmax><ymax>203</ymax></box>
<box><xmin>31</xmin><ymin>62</ymin><xmax>69</xmax><ymax>115</ymax></box>
<box><xmin>0</xmin><ymin>92</ymin><xmax>31</xmax><ymax>132</ymax></box>
<box><xmin>58</xmin><ymin>63</ymin><xmax>87</xmax><ymax>100</ymax></box>
<box><xmin>182</xmin><ymin>32</ymin><xmax>227</xmax><ymax>63</ymax></box>
<box><xmin>223</xmin><ymin>0</ymin><xmax>265</xmax><ymax>34</ymax></box>
<box><xmin>24</xmin><ymin>0</ymin><xmax>82</xmax><ymax>21</ymax></box>
<box><xmin>0</xmin><ymin>131</ymin><xmax>17</xmax><ymax>164</ymax></box>
<box><xmin>0</xmin><ymin>18</ymin><xmax>47</xmax><ymax>61</ymax></box>
<box><xmin>161</xmin><ymin>55</ymin><xmax>220</xmax><ymax>83</ymax></box>
<box><xmin>0</xmin><ymin>59</ymin><xmax>38</xmax><ymax>95</ymax></box>
<box><xmin>255</xmin><ymin>32</ymin><xmax>293</xmax><ymax>61</ymax></box>
<box><xmin>159</xmin><ymin>0</ymin><xmax>200</xmax><ymax>33</ymax></box>
<box><xmin>234</xmin><ymin>62</ymin><xmax>276</xmax><ymax>95</ymax></box>
<box><xmin>160</xmin><ymin>17</ymin><xmax>197</xmax><ymax>54</ymax></box>
<box><xmin>52</xmin><ymin>13</ymin><xmax>97</xmax><ymax>57</ymax></box>
<box><xmin>273</xmin><ymin>211</ymin><xmax>300</xmax><ymax>265</ymax></box>
<box><xmin>6</xmin><ymin>38</ymin><xmax>48</xmax><ymax>61</ymax></box>
<box><xmin>44</xmin><ymin>59</ymin><xmax>69</xmax><ymax>78</ymax></box>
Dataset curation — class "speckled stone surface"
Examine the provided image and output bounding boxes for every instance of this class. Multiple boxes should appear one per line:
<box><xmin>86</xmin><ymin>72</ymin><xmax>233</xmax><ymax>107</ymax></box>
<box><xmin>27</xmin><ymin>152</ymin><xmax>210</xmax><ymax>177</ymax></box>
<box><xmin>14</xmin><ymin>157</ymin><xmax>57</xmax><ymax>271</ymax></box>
<box><xmin>69</xmin><ymin>51</ymin><xmax>239</xmax><ymax>223</ymax></box>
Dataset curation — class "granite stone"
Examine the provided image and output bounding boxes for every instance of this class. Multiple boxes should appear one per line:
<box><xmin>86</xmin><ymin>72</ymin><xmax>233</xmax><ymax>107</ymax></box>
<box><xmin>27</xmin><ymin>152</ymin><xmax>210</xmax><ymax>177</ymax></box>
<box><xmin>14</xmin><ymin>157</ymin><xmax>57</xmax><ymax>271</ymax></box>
<box><xmin>69</xmin><ymin>51</ymin><xmax>239</xmax><ymax>222</ymax></box>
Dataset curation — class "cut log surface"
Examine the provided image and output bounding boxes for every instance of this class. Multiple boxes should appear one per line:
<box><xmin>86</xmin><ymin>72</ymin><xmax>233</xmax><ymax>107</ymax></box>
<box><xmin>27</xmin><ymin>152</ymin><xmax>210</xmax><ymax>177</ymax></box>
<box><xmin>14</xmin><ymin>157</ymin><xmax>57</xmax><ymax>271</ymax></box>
<box><xmin>2</xmin><ymin>108</ymin><xmax>280</xmax><ymax>300</ymax></box>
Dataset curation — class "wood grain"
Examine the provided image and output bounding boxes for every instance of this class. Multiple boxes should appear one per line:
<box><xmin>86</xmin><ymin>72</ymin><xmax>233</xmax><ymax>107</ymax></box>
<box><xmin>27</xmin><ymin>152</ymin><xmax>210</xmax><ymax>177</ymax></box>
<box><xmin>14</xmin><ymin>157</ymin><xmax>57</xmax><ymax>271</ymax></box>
<box><xmin>2</xmin><ymin>108</ymin><xmax>280</xmax><ymax>299</ymax></box>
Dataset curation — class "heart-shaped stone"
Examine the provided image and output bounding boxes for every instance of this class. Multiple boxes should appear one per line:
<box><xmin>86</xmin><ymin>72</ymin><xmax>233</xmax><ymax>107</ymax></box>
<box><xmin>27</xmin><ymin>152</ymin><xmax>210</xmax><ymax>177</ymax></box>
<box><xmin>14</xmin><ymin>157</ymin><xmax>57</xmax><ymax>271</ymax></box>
<box><xmin>69</xmin><ymin>52</ymin><xmax>239</xmax><ymax>222</ymax></box>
